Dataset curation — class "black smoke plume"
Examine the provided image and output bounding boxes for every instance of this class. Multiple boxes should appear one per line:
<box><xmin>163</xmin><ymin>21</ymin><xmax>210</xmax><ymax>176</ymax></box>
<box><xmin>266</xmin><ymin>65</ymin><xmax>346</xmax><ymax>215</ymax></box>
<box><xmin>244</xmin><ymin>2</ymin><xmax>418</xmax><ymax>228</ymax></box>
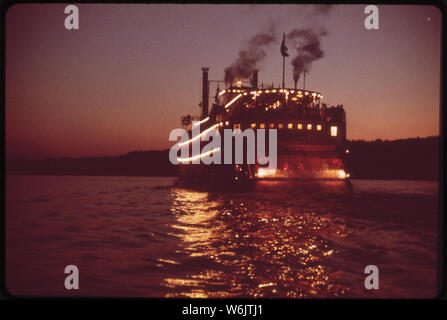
<box><xmin>224</xmin><ymin>23</ymin><xmax>277</xmax><ymax>86</ymax></box>
<box><xmin>287</xmin><ymin>28</ymin><xmax>327</xmax><ymax>87</ymax></box>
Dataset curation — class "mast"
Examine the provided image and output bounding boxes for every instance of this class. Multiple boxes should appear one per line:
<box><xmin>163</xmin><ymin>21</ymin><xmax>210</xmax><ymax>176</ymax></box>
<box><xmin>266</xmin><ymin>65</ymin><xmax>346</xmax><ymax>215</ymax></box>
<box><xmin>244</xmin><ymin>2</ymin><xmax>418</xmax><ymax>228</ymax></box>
<box><xmin>282</xmin><ymin>56</ymin><xmax>286</xmax><ymax>89</ymax></box>
<box><xmin>303</xmin><ymin>71</ymin><xmax>306</xmax><ymax>90</ymax></box>
<box><xmin>280</xmin><ymin>32</ymin><xmax>289</xmax><ymax>88</ymax></box>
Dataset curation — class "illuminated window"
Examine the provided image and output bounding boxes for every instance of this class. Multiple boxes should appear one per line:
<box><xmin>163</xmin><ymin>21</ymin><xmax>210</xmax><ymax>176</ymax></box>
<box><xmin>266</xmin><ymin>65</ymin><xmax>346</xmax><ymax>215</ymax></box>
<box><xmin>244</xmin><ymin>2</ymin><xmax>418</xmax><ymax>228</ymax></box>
<box><xmin>307</xmin><ymin>124</ymin><xmax>312</xmax><ymax>130</ymax></box>
<box><xmin>250</xmin><ymin>123</ymin><xmax>256</xmax><ymax>129</ymax></box>
<box><xmin>269</xmin><ymin>123</ymin><xmax>275</xmax><ymax>128</ymax></box>
<box><xmin>278</xmin><ymin>123</ymin><xmax>283</xmax><ymax>129</ymax></box>
<box><xmin>288</xmin><ymin>123</ymin><xmax>293</xmax><ymax>129</ymax></box>
<box><xmin>331</xmin><ymin>126</ymin><xmax>338</xmax><ymax>136</ymax></box>
<box><xmin>260</xmin><ymin>123</ymin><xmax>265</xmax><ymax>129</ymax></box>
<box><xmin>234</xmin><ymin>123</ymin><xmax>241</xmax><ymax>130</ymax></box>
<box><xmin>316</xmin><ymin>124</ymin><xmax>322</xmax><ymax>131</ymax></box>
<box><xmin>297</xmin><ymin>124</ymin><xmax>303</xmax><ymax>130</ymax></box>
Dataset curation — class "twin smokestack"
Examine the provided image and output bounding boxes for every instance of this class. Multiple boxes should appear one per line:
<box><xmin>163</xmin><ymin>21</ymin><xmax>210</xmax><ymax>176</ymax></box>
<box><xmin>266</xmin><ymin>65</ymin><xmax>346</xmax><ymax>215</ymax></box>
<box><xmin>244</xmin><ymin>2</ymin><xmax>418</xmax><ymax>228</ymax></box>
<box><xmin>201</xmin><ymin>68</ymin><xmax>258</xmax><ymax>118</ymax></box>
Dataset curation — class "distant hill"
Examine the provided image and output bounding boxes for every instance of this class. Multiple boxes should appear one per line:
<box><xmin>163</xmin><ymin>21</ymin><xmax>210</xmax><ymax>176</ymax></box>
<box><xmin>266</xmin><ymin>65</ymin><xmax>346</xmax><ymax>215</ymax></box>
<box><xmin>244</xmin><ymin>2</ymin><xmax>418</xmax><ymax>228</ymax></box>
<box><xmin>6</xmin><ymin>136</ymin><xmax>440</xmax><ymax>180</ymax></box>
<box><xmin>6</xmin><ymin>150</ymin><xmax>177</xmax><ymax>177</ymax></box>
<box><xmin>346</xmin><ymin>136</ymin><xmax>439</xmax><ymax>180</ymax></box>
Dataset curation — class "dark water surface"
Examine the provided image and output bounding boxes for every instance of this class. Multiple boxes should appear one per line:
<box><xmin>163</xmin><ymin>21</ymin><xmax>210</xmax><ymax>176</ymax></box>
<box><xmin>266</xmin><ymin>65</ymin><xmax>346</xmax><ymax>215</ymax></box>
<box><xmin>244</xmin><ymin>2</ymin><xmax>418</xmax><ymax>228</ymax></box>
<box><xmin>5</xmin><ymin>175</ymin><xmax>439</xmax><ymax>298</ymax></box>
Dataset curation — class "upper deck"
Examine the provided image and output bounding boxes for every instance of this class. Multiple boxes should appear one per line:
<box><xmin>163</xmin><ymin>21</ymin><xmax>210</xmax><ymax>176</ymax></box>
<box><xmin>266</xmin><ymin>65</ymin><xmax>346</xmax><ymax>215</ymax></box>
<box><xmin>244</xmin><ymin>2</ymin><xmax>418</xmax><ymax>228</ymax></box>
<box><xmin>206</xmin><ymin>84</ymin><xmax>346</xmax><ymax>143</ymax></box>
<box><xmin>213</xmin><ymin>85</ymin><xmax>344</xmax><ymax>124</ymax></box>
<box><xmin>181</xmin><ymin>69</ymin><xmax>347</xmax><ymax>146</ymax></box>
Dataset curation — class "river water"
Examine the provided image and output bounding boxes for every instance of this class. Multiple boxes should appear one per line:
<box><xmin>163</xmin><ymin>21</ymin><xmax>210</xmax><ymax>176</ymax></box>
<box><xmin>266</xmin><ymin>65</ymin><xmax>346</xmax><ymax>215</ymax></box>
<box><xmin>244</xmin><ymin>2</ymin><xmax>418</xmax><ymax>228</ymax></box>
<box><xmin>5</xmin><ymin>175</ymin><xmax>440</xmax><ymax>298</ymax></box>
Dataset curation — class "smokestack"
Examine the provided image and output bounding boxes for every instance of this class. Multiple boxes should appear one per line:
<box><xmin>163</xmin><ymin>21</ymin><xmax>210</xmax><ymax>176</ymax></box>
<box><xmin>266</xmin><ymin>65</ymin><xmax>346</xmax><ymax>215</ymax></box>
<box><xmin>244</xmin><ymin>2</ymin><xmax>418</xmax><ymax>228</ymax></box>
<box><xmin>252</xmin><ymin>70</ymin><xmax>258</xmax><ymax>89</ymax></box>
<box><xmin>294</xmin><ymin>80</ymin><xmax>297</xmax><ymax>90</ymax></box>
<box><xmin>201</xmin><ymin>67</ymin><xmax>209</xmax><ymax>118</ymax></box>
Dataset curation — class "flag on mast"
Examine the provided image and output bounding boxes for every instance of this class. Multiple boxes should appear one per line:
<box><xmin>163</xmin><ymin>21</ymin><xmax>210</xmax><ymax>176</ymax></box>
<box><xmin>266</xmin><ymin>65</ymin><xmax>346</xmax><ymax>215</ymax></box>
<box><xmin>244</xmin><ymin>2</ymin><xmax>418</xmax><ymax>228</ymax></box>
<box><xmin>280</xmin><ymin>32</ymin><xmax>289</xmax><ymax>57</ymax></box>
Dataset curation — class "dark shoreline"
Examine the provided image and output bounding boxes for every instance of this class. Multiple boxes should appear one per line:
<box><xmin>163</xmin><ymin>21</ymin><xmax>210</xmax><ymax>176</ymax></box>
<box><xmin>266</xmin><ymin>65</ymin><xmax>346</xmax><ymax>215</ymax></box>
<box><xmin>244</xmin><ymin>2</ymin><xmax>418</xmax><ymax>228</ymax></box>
<box><xmin>6</xmin><ymin>136</ymin><xmax>439</xmax><ymax>181</ymax></box>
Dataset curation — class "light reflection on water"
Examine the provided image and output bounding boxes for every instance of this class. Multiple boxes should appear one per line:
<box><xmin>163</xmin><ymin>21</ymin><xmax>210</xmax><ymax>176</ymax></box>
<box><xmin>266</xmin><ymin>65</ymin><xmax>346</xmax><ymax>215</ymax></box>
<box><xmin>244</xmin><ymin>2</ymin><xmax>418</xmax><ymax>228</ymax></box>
<box><xmin>163</xmin><ymin>184</ymin><xmax>352</xmax><ymax>298</ymax></box>
<box><xmin>6</xmin><ymin>176</ymin><xmax>438</xmax><ymax>298</ymax></box>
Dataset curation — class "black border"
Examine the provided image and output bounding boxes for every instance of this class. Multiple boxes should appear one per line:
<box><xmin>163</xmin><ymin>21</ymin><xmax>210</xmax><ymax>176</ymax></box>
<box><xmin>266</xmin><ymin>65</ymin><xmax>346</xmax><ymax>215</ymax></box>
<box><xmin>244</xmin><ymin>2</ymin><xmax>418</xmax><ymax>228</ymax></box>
<box><xmin>0</xmin><ymin>0</ymin><xmax>445</xmax><ymax>307</ymax></box>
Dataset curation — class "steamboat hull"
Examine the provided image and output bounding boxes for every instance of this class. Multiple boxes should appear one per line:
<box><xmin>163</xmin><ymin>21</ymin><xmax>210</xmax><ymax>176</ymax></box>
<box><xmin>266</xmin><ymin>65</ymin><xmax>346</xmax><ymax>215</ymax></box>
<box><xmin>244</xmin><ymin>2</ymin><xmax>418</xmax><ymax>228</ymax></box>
<box><xmin>177</xmin><ymin>146</ymin><xmax>348</xmax><ymax>185</ymax></box>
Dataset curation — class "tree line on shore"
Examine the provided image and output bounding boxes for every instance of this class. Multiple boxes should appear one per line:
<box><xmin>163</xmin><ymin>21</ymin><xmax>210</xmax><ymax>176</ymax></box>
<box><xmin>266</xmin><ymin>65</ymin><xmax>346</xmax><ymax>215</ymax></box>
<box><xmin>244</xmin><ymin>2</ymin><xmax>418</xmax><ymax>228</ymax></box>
<box><xmin>6</xmin><ymin>136</ymin><xmax>439</xmax><ymax>180</ymax></box>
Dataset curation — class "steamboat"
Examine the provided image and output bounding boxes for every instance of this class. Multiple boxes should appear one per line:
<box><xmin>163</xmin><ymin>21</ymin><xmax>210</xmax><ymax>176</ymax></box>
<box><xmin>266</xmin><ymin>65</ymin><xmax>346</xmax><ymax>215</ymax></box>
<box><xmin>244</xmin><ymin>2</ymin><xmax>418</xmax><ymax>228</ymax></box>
<box><xmin>176</xmin><ymin>67</ymin><xmax>350</xmax><ymax>187</ymax></box>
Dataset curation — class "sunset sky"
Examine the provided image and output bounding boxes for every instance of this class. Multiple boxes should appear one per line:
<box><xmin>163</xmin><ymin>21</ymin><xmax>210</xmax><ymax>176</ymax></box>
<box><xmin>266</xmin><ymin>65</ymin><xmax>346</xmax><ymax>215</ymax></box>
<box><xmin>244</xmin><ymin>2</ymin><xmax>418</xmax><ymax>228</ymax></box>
<box><xmin>6</xmin><ymin>4</ymin><xmax>441</xmax><ymax>158</ymax></box>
